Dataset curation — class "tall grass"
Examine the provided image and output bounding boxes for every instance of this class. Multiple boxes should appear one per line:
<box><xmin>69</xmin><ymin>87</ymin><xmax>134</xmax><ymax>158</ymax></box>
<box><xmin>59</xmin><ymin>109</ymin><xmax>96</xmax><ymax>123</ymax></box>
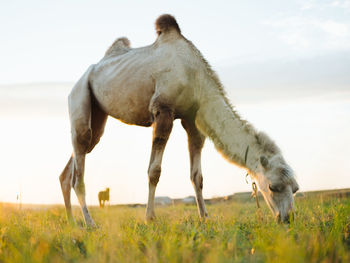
<box><xmin>0</xmin><ymin>194</ymin><xmax>349</xmax><ymax>262</ymax></box>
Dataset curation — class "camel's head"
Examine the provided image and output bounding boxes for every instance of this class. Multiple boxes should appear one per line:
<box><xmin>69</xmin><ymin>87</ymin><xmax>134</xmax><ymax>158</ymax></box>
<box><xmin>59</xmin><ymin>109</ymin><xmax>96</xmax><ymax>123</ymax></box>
<box><xmin>254</xmin><ymin>153</ymin><xmax>299</xmax><ymax>223</ymax></box>
<box><xmin>106</xmin><ymin>188</ymin><xmax>110</xmax><ymax>193</ymax></box>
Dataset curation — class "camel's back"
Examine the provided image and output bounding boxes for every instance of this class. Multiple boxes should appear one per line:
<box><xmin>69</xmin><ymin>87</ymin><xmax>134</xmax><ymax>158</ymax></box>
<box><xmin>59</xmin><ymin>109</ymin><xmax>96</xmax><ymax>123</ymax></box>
<box><xmin>90</xmin><ymin>36</ymin><xmax>200</xmax><ymax>126</ymax></box>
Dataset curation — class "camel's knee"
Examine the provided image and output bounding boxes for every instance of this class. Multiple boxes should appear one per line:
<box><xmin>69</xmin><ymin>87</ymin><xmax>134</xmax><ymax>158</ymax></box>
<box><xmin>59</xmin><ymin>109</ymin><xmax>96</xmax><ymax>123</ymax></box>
<box><xmin>191</xmin><ymin>171</ymin><xmax>203</xmax><ymax>190</ymax></box>
<box><xmin>148</xmin><ymin>164</ymin><xmax>161</xmax><ymax>186</ymax></box>
<box><xmin>72</xmin><ymin>128</ymin><xmax>92</xmax><ymax>153</ymax></box>
<box><xmin>71</xmin><ymin>156</ymin><xmax>86</xmax><ymax>194</ymax></box>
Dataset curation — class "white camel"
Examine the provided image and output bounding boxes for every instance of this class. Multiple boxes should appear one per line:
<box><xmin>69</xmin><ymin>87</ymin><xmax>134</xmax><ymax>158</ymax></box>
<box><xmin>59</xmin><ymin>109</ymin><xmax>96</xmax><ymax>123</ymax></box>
<box><xmin>59</xmin><ymin>14</ymin><xmax>299</xmax><ymax>227</ymax></box>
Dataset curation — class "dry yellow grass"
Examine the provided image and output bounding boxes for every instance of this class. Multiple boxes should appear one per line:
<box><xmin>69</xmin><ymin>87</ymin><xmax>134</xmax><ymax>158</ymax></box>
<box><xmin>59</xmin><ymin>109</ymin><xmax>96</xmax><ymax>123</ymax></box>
<box><xmin>0</xmin><ymin>193</ymin><xmax>349</xmax><ymax>262</ymax></box>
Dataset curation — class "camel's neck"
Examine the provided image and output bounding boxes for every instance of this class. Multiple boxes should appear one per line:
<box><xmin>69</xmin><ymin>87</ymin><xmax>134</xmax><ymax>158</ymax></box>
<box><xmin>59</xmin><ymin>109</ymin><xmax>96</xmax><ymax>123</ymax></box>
<box><xmin>195</xmin><ymin>82</ymin><xmax>262</xmax><ymax>173</ymax></box>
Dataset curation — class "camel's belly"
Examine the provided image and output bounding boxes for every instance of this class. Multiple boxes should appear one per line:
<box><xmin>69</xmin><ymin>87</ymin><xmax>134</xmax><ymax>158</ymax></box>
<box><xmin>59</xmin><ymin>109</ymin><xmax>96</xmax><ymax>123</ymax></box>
<box><xmin>90</xmin><ymin>70</ymin><xmax>155</xmax><ymax>127</ymax></box>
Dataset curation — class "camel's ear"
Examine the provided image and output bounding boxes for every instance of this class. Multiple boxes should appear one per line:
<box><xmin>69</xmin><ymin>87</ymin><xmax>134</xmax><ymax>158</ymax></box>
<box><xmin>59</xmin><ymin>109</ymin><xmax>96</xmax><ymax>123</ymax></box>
<box><xmin>260</xmin><ymin>156</ymin><xmax>269</xmax><ymax>168</ymax></box>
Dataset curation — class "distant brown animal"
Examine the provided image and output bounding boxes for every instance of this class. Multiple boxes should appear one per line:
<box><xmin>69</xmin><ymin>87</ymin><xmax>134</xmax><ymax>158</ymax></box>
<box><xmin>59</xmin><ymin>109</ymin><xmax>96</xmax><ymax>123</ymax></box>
<box><xmin>98</xmin><ymin>188</ymin><xmax>110</xmax><ymax>208</ymax></box>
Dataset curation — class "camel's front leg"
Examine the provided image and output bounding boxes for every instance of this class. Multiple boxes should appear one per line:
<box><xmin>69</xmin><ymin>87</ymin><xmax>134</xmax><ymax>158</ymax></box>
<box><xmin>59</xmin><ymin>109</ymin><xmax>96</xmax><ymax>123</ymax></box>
<box><xmin>146</xmin><ymin>107</ymin><xmax>174</xmax><ymax>221</ymax></box>
<box><xmin>181</xmin><ymin>119</ymin><xmax>208</xmax><ymax>218</ymax></box>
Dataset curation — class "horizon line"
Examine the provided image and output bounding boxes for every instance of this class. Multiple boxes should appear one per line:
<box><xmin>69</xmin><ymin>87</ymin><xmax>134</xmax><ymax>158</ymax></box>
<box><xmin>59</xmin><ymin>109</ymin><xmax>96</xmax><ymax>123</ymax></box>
<box><xmin>2</xmin><ymin>187</ymin><xmax>349</xmax><ymax>207</ymax></box>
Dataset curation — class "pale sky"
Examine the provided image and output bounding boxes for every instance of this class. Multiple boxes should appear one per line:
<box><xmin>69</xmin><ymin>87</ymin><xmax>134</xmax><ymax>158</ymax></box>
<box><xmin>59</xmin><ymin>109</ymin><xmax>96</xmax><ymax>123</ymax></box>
<box><xmin>0</xmin><ymin>0</ymin><xmax>349</xmax><ymax>205</ymax></box>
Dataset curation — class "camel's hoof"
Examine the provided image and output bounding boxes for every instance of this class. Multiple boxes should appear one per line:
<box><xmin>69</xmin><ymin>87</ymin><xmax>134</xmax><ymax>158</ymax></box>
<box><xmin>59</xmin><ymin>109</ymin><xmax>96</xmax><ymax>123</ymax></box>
<box><xmin>67</xmin><ymin>215</ymin><xmax>76</xmax><ymax>226</ymax></box>
<box><xmin>200</xmin><ymin>213</ymin><xmax>209</xmax><ymax>222</ymax></box>
<box><xmin>145</xmin><ymin>214</ymin><xmax>156</xmax><ymax>223</ymax></box>
<box><xmin>86</xmin><ymin>219</ymin><xmax>98</xmax><ymax>229</ymax></box>
<box><xmin>87</xmin><ymin>223</ymin><xmax>98</xmax><ymax>230</ymax></box>
<box><xmin>68</xmin><ymin>219</ymin><xmax>76</xmax><ymax>226</ymax></box>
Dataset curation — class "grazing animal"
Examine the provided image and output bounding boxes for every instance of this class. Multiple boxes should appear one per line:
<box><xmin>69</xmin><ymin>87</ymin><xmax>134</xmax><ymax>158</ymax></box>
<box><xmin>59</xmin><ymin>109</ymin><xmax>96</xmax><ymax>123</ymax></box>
<box><xmin>98</xmin><ymin>188</ymin><xmax>110</xmax><ymax>208</ymax></box>
<box><xmin>59</xmin><ymin>14</ymin><xmax>299</xmax><ymax>227</ymax></box>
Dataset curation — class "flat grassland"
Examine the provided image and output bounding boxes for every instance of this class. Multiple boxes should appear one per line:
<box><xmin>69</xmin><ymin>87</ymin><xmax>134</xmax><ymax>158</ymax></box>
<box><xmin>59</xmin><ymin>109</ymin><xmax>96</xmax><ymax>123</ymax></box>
<box><xmin>0</xmin><ymin>192</ymin><xmax>349</xmax><ymax>263</ymax></box>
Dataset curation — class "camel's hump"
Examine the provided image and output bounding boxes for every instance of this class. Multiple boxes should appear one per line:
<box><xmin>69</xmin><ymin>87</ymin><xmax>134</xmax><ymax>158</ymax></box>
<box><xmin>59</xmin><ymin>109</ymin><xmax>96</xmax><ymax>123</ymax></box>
<box><xmin>155</xmin><ymin>14</ymin><xmax>181</xmax><ymax>35</ymax></box>
<box><xmin>104</xmin><ymin>37</ymin><xmax>131</xmax><ymax>56</ymax></box>
<box><xmin>109</xmin><ymin>37</ymin><xmax>130</xmax><ymax>49</ymax></box>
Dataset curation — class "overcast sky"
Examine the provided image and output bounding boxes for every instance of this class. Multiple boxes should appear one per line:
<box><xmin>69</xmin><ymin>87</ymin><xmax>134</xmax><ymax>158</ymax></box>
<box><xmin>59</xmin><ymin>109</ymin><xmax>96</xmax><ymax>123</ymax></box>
<box><xmin>0</xmin><ymin>0</ymin><xmax>349</xmax><ymax>205</ymax></box>
<box><xmin>1</xmin><ymin>0</ymin><xmax>350</xmax><ymax>84</ymax></box>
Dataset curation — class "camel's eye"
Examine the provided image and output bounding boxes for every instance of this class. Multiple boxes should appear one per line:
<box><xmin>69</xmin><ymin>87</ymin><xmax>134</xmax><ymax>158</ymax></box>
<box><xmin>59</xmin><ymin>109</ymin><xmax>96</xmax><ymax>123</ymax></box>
<box><xmin>269</xmin><ymin>184</ymin><xmax>285</xmax><ymax>193</ymax></box>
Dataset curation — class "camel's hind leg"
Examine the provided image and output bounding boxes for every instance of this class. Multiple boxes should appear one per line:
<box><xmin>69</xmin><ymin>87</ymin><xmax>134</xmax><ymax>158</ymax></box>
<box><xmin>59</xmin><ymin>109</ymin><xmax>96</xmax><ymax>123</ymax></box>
<box><xmin>146</xmin><ymin>107</ymin><xmax>174</xmax><ymax>221</ymax></box>
<box><xmin>63</xmin><ymin>64</ymin><xmax>108</xmax><ymax>227</ymax></box>
<box><xmin>64</xmin><ymin>98</ymin><xmax>107</xmax><ymax>227</ymax></box>
<box><xmin>71</xmin><ymin>107</ymin><xmax>107</xmax><ymax>227</ymax></box>
<box><xmin>59</xmin><ymin>156</ymin><xmax>74</xmax><ymax>223</ymax></box>
<box><xmin>181</xmin><ymin>119</ymin><xmax>208</xmax><ymax>218</ymax></box>
<box><xmin>71</xmin><ymin>152</ymin><xmax>96</xmax><ymax>227</ymax></box>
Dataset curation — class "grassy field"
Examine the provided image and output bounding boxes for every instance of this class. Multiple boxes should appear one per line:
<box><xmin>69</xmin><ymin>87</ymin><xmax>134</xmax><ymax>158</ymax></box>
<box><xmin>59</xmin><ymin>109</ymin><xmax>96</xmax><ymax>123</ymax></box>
<box><xmin>0</xmin><ymin>192</ymin><xmax>349</xmax><ymax>263</ymax></box>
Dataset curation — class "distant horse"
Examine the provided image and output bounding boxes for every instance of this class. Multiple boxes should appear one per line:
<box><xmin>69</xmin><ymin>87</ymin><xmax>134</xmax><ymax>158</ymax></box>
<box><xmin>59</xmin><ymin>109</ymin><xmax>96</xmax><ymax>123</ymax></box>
<box><xmin>98</xmin><ymin>188</ymin><xmax>110</xmax><ymax>208</ymax></box>
<box><xmin>59</xmin><ymin>14</ymin><xmax>299</xmax><ymax>227</ymax></box>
